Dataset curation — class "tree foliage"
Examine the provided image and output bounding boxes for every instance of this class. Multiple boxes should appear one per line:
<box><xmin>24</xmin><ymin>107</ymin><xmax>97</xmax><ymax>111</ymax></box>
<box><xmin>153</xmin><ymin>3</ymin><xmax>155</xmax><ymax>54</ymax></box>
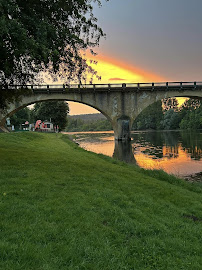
<box><xmin>161</xmin><ymin>109</ymin><xmax>181</xmax><ymax>130</ymax></box>
<box><xmin>33</xmin><ymin>101</ymin><xmax>69</xmax><ymax>130</ymax></box>
<box><xmin>132</xmin><ymin>100</ymin><xmax>164</xmax><ymax>130</ymax></box>
<box><xmin>10</xmin><ymin>107</ymin><xmax>30</xmax><ymax>128</ymax></box>
<box><xmin>132</xmin><ymin>98</ymin><xmax>202</xmax><ymax>131</ymax></box>
<box><xmin>65</xmin><ymin>117</ymin><xmax>112</xmax><ymax>132</ymax></box>
<box><xmin>9</xmin><ymin>101</ymin><xmax>69</xmax><ymax>130</ymax></box>
<box><xmin>179</xmin><ymin>100</ymin><xmax>202</xmax><ymax>130</ymax></box>
<box><xmin>0</xmin><ymin>0</ymin><xmax>107</xmax><ymax>86</ymax></box>
<box><xmin>162</xmin><ymin>98</ymin><xmax>179</xmax><ymax>112</ymax></box>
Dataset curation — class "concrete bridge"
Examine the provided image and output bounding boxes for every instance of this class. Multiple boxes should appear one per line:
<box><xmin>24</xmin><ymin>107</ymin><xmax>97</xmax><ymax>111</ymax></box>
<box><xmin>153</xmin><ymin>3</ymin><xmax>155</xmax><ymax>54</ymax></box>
<box><xmin>0</xmin><ymin>82</ymin><xmax>202</xmax><ymax>140</ymax></box>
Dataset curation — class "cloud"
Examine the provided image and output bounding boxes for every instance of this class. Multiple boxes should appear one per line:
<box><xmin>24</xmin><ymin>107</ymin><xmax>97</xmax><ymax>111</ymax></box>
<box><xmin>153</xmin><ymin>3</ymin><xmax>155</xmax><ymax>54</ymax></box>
<box><xmin>109</xmin><ymin>78</ymin><xmax>126</xmax><ymax>81</ymax></box>
<box><xmin>86</xmin><ymin>51</ymin><xmax>166</xmax><ymax>84</ymax></box>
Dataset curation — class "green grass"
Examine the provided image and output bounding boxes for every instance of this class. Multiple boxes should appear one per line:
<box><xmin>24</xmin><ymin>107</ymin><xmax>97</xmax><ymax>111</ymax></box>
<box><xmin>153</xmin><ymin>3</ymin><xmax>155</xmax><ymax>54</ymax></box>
<box><xmin>0</xmin><ymin>132</ymin><xmax>202</xmax><ymax>270</ymax></box>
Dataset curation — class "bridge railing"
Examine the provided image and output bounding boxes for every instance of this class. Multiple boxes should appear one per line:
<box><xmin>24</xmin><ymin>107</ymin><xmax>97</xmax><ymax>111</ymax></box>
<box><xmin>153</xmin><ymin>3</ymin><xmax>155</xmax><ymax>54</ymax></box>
<box><xmin>2</xmin><ymin>82</ymin><xmax>202</xmax><ymax>92</ymax></box>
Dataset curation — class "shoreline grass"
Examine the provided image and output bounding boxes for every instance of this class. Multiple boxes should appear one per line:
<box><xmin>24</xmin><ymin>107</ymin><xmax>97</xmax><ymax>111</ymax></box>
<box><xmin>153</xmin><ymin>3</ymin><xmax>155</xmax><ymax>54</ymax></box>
<box><xmin>0</xmin><ymin>132</ymin><xmax>202</xmax><ymax>269</ymax></box>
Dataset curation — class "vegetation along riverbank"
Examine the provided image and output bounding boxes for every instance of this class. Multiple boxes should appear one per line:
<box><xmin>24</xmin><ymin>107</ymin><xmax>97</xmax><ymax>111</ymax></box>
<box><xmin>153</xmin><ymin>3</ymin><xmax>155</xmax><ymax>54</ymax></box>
<box><xmin>0</xmin><ymin>132</ymin><xmax>202</xmax><ymax>269</ymax></box>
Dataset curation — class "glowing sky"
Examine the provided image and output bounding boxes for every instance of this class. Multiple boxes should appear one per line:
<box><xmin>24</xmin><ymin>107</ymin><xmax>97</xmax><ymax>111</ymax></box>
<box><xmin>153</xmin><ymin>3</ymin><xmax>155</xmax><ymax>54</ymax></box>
<box><xmin>68</xmin><ymin>54</ymin><xmax>185</xmax><ymax>115</ymax></box>
<box><xmin>69</xmin><ymin>54</ymin><xmax>164</xmax><ymax>115</ymax></box>
<box><xmin>69</xmin><ymin>0</ymin><xmax>202</xmax><ymax>115</ymax></box>
<box><xmin>93</xmin><ymin>0</ymin><xmax>202</xmax><ymax>81</ymax></box>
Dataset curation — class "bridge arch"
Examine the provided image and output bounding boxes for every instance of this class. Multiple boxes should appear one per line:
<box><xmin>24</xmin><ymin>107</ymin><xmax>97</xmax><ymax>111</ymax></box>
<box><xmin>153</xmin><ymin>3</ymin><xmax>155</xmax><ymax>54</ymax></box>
<box><xmin>132</xmin><ymin>90</ymin><xmax>202</xmax><ymax>123</ymax></box>
<box><xmin>0</xmin><ymin>94</ymin><xmax>113</xmax><ymax>128</ymax></box>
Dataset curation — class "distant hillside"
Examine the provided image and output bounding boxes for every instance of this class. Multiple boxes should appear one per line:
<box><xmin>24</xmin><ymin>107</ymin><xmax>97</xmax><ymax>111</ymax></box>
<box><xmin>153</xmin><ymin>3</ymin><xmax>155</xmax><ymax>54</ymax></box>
<box><xmin>66</xmin><ymin>113</ymin><xmax>112</xmax><ymax>132</ymax></box>
<box><xmin>68</xmin><ymin>113</ymin><xmax>106</xmax><ymax>122</ymax></box>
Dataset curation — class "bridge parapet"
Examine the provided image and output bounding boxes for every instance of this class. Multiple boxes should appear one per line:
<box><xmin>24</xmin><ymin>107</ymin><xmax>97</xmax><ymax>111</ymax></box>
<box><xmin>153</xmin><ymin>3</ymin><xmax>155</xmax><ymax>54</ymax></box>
<box><xmin>2</xmin><ymin>81</ymin><xmax>202</xmax><ymax>94</ymax></box>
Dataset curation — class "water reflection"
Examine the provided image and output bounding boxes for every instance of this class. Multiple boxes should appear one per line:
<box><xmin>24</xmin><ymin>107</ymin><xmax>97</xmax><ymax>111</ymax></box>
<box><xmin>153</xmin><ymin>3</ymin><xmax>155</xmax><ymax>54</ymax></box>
<box><xmin>113</xmin><ymin>140</ymin><xmax>136</xmax><ymax>164</ymax></box>
<box><xmin>131</xmin><ymin>131</ymin><xmax>202</xmax><ymax>176</ymax></box>
<box><xmin>64</xmin><ymin>130</ymin><xmax>202</xmax><ymax>178</ymax></box>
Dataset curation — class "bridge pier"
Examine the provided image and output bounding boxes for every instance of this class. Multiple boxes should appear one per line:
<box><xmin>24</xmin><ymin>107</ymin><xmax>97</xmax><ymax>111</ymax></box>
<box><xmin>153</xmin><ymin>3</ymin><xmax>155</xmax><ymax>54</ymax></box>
<box><xmin>113</xmin><ymin>116</ymin><xmax>132</xmax><ymax>141</ymax></box>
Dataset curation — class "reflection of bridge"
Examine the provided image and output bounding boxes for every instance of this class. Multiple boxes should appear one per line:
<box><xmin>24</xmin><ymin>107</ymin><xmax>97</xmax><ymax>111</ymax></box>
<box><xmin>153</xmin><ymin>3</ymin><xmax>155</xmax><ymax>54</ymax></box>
<box><xmin>1</xmin><ymin>82</ymin><xmax>202</xmax><ymax>140</ymax></box>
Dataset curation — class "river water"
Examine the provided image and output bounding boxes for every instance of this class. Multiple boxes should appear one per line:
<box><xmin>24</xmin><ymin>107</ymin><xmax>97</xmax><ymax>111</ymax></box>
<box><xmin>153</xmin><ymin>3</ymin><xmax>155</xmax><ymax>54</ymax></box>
<box><xmin>64</xmin><ymin>130</ymin><xmax>202</xmax><ymax>180</ymax></box>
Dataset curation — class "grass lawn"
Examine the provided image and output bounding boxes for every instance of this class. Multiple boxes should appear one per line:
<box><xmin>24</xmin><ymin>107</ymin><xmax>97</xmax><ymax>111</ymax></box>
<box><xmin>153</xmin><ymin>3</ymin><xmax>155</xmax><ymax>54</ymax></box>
<box><xmin>0</xmin><ymin>132</ymin><xmax>202</xmax><ymax>270</ymax></box>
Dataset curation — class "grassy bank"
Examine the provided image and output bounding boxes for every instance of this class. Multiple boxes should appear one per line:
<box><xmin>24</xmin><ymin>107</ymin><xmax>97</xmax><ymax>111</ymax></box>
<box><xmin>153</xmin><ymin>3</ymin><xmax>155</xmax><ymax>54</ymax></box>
<box><xmin>0</xmin><ymin>132</ymin><xmax>202</xmax><ymax>269</ymax></box>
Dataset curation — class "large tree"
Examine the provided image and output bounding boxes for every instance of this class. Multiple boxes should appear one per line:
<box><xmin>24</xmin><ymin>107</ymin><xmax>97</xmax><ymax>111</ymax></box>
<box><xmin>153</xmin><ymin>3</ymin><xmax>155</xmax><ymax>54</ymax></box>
<box><xmin>10</xmin><ymin>107</ymin><xmax>30</xmax><ymax>129</ymax></box>
<box><xmin>132</xmin><ymin>100</ymin><xmax>164</xmax><ymax>130</ymax></box>
<box><xmin>33</xmin><ymin>101</ymin><xmax>69</xmax><ymax>130</ymax></box>
<box><xmin>0</xmin><ymin>0</ymin><xmax>107</xmax><ymax>106</ymax></box>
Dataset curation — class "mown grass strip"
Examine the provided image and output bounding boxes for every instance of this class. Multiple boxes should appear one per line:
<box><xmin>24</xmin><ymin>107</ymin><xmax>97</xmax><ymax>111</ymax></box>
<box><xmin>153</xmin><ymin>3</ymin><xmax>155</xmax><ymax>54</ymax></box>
<box><xmin>0</xmin><ymin>132</ymin><xmax>201</xmax><ymax>270</ymax></box>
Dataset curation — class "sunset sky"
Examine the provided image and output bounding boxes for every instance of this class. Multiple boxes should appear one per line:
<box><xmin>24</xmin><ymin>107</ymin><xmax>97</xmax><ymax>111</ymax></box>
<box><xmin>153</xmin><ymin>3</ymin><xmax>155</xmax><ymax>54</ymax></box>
<box><xmin>68</xmin><ymin>0</ymin><xmax>202</xmax><ymax>114</ymax></box>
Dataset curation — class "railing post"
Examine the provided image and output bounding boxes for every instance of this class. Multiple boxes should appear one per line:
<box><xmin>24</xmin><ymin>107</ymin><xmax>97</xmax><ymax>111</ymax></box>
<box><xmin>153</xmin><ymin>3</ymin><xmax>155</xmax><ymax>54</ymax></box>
<box><xmin>137</xmin><ymin>83</ymin><xmax>140</xmax><ymax>91</ymax></box>
<box><xmin>108</xmin><ymin>84</ymin><xmax>111</xmax><ymax>92</ymax></box>
<box><xmin>63</xmin><ymin>84</ymin><xmax>65</xmax><ymax>93</ymax></box>
<box><xmin>166</xmin><ymin>82</ymin><xmax>168</xmax><ymax>89</ymax></box>
<box><xmin>180</xmin><ymin>82</ymin><xmax>183</xmax><ymax>90</ymax></box>
<box><xmin>194</xmin><ymin>81</ymin><xmax>197</xmax><ymax>89</ymax></box>
<box><xmin>152</xmin><ymin>82</ymin><xmax>154</xmax><ymax>91</ymax></box>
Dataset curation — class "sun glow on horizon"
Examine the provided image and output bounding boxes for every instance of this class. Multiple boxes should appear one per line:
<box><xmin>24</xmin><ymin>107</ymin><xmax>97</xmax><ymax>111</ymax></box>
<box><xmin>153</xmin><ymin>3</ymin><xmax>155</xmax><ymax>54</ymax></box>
<box><xmin>86</xmin><ymin>53</ymin><xmax>165</xmax><ymax>84</ymax></box>
<box><xmin>52</xmin><ymin>53</ymin><xmax>187</xmax><ymax>115</ymax></box>
<box><xmin>69</xmin><ymin>54</ymin><xmax>165</xmax><ymax>114</ymax></box>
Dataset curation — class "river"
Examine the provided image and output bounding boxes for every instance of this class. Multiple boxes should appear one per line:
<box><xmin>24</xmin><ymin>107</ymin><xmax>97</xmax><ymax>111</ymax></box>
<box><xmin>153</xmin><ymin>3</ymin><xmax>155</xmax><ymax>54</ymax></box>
<box><xmin>64</xmin><ymin>130</ymin><xmax>202</xmax><ymax>181</ymax></box>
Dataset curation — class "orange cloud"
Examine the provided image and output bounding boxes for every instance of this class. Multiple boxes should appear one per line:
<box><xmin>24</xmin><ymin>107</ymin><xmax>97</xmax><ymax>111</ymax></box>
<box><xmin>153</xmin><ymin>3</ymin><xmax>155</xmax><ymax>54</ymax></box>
<box><xmin>86</xmin><ymin>53</ymin><xmax>165</xmax><ymax>84</ymax></box>
<box><xmin>109</xmin><ymin>78</ymin><xmax>126</xmax><ymax>81</ymax></box>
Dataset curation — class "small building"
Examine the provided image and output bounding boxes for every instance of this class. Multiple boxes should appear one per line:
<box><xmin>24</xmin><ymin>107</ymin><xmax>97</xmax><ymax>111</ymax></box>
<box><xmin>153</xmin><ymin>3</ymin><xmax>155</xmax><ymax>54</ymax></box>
<box><xmin>35</xmin><ymin>120</ymin><xmax>55</xmax><ymax>132</ymax></box>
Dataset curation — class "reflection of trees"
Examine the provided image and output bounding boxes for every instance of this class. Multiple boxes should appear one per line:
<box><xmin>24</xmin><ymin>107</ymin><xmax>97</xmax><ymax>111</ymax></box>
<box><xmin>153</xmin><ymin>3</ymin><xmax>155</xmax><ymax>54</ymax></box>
<box><xmin>163</xmin><ymin>146</ymin><xmax>179</xmax><ymax>159</ymax></box>
<box><xmin>161</xmin><ymin>131</ymin><xmax>180</xmax><ymax>148</ymax></box>
<box><xmin>180</xmin><ymin>131</ymin><xmax>202</xmax><ymax>160</ymax></box>
<box><xmin>132</xmin><ymin>131</ymin><xmax>181</xmax><ymax>159</ymax></box>
<box><xmin>132</xmin><ymin>131</ymin><xmax>193</xmax><ymax>160</ymax></box>
<box><xmin>116</xmin><ymin>131</ymin><xmax>202</xmax><ymax>163</ymax></box>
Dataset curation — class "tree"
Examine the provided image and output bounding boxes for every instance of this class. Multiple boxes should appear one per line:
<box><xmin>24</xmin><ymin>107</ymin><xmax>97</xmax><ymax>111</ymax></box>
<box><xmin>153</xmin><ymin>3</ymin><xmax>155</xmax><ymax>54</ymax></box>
<box><xmin>0</xmin><ymin>0</ymin><xmax>107</xmax><ymax>107</ymax></box>
<box><xmin>65</xmin><ymin>117</ymin><xmax>112</xmax><ymax>132</ymax></box>
<box><xmin>161</xmin><ymin>109</ymin><xmax>181</xmax><ymax>130</ymax></box>
<box><xmin>132</xmin><ymin>100</ymin><xmax>163</xmax><ymax>130</ymax></box>
<box><xmin>179</xmin><ymin>99</ymin><xmax>202</xmax><ymax>130</ymax></box>
<box><xmin>179</xmin><ymin>102</ymin><xmax>202</xmax><ymax>130</ymax></box>
<box><xmin>10</xmin><ymin>107</ymin><xmax>30</xmax><ymax>129</ymax></box>
<box><xmin>162</xmin><ymin>98</ymin><xmax>179</xmax><ymax>112</ymax></box>
<box><xmin>33</xmin><ymin>101</ymin><xmax>69</xmax><ymax>130</ymax></box>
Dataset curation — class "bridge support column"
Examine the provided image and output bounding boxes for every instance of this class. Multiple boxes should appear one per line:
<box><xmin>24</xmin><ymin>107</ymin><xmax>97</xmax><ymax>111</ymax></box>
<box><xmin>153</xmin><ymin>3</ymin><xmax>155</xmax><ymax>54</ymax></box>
<box><xmin>113</xmin><ymin>116</ymin><xmax>132</xmax><ymax>141</ymax></box>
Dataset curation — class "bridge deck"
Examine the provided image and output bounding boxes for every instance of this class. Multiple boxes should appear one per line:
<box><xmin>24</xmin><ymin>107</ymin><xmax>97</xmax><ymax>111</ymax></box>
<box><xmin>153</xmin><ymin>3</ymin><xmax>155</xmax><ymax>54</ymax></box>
<box><xmin>2</xmin><ymin>82</ymin><xmax>202</xmax><ymax>94</ymax></box>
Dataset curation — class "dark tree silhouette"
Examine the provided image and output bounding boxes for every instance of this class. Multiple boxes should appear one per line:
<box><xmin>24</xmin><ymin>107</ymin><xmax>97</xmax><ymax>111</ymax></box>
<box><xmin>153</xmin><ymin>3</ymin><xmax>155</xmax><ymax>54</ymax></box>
<box><xmin>0</xmin><ymin>0</ymin><xmax>108</xmax><ymax>107</ymax></box>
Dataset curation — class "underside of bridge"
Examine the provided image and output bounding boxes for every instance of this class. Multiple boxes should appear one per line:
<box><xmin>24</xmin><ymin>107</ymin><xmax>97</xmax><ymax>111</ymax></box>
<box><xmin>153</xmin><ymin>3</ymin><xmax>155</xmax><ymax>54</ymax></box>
<box><xmin>0</xmin><ymin>83</ymin><xmax>202</xmax><ymax>140</ymax></box>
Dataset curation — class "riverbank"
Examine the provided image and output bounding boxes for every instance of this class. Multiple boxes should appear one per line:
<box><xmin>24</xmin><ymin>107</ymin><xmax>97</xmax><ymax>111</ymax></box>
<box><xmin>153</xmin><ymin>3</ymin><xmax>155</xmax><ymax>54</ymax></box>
<box><xmin>0</xmin><ymin>132</ymin><xmax>202</xmax><ymax>269</ymax></box>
